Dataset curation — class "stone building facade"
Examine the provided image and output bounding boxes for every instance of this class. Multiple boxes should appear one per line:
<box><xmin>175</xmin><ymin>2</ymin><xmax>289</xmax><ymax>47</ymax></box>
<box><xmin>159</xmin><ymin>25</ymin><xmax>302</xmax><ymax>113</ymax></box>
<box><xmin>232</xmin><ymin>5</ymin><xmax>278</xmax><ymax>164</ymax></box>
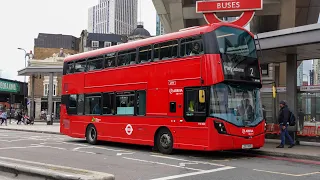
<box><xmin>28</xmin><ymin>44</ymin><xmax>78</xmax><ymax>119</ymax></box>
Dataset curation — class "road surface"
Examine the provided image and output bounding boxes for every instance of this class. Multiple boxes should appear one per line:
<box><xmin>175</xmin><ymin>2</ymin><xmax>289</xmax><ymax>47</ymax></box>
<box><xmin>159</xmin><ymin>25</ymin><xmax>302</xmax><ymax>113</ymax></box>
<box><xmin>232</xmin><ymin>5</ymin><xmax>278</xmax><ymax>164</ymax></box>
<box><xmin>0</xmin><ymin>130</ymin><xmax>319</xmax><ymax>180</ymax></box>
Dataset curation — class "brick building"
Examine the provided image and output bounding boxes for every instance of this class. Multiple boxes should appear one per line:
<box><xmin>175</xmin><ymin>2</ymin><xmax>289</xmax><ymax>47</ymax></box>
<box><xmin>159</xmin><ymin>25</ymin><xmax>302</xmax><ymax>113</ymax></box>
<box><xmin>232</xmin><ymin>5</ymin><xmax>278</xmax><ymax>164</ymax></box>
<box><xmin>28</xmin><ymin>33</ymin><xmax>79</xmax><ymax>119</ymax></box>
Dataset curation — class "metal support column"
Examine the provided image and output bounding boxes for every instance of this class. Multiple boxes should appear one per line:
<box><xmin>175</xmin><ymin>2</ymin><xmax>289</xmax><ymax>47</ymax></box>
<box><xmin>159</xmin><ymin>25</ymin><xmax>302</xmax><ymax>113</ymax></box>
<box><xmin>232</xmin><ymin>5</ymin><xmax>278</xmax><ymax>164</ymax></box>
<box><xmin>47</xmin><ymin>73</ymin><xmax>54</xmax><ymax>125</ymax></box>
<box><xmin>273</xmin><ymin>63</ymin><xmax>280</xmax><ymax>124</ymax></box>
<box><xmin>286</xmin><ymin>54</ymin><xmax>297</xmax><ymax>144</ymax></box>
<box><xmin>30</xmin><ymin>75</ymin><xmax>35</xmax><ymax>120</ymax></box>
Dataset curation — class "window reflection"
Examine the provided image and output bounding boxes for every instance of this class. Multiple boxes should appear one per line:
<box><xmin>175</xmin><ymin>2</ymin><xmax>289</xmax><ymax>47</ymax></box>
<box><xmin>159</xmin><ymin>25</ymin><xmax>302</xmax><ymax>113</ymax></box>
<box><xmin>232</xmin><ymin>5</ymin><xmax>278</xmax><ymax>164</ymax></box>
<box><xmin>210</xmin><ymin>83</ymin><xmax>263</xmax><ymax>126</ymax></box>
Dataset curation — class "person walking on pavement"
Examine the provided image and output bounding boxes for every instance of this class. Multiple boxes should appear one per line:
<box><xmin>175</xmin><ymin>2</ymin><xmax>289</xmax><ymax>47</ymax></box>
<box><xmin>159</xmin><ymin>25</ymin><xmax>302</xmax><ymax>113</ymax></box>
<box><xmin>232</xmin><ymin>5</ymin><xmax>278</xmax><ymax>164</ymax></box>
<box><xmin>0</xmin><ymin>106</ymin><xmax>8</xmax><ymax>126</ymax></box>
<box><xmin>277</xmin><ymin>101</ymin><xmax>294</xmax><ymax>148</ymax></box>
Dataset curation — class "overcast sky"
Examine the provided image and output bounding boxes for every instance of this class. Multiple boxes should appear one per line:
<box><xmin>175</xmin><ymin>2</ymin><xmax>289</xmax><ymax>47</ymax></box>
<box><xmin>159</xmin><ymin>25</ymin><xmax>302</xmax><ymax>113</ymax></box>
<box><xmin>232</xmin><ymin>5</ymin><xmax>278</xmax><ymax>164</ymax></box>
<box><xmin>0</xmin><ymin>0</ymin><xmax>156</xmax><ymax>81</ymax></box>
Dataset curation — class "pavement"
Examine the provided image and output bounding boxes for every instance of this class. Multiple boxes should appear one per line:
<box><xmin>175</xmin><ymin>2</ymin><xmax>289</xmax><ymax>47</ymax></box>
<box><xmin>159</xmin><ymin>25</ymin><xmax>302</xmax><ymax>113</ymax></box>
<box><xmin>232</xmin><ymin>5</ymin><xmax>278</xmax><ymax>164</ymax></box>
<box><xmin>0</xmin><ymin>130</ymin><xmax>319</xmax><ymax>180</ymax></box>
<box><xmin>0</xmin><ymin>121</ymin><xmax>60</xmax><ymax>134</ymax></box>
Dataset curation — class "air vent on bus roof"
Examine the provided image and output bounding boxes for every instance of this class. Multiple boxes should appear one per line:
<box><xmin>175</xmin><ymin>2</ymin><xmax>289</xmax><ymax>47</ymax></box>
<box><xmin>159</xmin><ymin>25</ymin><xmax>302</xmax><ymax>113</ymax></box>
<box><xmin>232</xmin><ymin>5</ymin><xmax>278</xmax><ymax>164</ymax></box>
<box><xmin>179</xmin><ymin>26</ymin><xmax>200</xmax><ymax>32</ymax></box>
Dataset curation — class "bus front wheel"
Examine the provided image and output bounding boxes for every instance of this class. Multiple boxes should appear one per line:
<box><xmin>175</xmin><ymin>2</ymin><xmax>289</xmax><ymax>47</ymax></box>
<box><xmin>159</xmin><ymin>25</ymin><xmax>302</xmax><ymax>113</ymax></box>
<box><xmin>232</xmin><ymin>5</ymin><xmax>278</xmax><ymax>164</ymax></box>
<box><xmin>156</xmin><ymin>128</ymin><xmax>173</xmax><ymax>154</ymax></box>
<box><xmin>86</xmin><ymin>124</ymin><xmax>98</xmax><ymax>145</ymax></box>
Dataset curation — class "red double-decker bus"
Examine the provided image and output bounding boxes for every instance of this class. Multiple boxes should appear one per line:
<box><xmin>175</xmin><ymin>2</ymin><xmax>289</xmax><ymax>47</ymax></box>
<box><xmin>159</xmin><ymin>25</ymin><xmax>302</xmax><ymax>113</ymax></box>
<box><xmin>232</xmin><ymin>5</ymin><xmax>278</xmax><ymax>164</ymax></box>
<box><xmin>60</xmin><ymin>23</ymin><xmax>265</xmax><ymax>154</ymax></box>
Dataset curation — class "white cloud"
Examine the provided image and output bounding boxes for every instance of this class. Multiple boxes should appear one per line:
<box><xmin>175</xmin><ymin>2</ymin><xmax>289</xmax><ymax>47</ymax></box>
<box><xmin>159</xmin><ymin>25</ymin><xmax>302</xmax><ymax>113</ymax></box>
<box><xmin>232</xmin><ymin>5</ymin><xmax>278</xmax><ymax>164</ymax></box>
<box><xmin>0</xmin><ymin>0</ymin><xmax>156</xmax><ymax>81</ymax></box>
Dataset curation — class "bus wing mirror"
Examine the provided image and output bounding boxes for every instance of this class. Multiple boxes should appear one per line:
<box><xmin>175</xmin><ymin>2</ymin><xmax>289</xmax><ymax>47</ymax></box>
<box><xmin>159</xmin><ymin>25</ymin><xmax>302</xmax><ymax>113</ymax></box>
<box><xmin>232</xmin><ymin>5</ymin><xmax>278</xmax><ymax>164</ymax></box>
<box><xmin>199</xmin><ymin>90</ymin><xmax>205</xmax><ymax>103</ymax></box>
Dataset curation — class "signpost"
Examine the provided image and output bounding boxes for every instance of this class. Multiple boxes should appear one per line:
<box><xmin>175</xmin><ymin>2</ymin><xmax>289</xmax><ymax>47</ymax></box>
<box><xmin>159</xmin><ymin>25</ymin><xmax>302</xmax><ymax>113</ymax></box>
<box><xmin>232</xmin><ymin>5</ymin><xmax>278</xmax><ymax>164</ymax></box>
<box><xmin>196</xmin><ymin>0</ymin><xmax>263</xmax><ymax>27</ymax></box>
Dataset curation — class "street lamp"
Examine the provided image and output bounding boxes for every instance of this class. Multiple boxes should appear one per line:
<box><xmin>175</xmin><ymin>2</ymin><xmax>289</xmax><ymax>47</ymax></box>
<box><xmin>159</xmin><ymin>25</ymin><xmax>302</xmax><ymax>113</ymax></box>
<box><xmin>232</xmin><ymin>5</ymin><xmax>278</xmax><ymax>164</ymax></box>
<box><xmin>17</xmin><ymin>48</ymin><xmax>28</xmax><ymax>113</ymax></box>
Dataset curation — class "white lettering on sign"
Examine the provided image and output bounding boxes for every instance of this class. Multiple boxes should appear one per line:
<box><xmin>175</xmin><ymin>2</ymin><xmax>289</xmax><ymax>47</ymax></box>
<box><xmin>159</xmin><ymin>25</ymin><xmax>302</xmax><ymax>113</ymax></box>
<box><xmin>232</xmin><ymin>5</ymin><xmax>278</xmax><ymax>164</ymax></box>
<box><xmin>226</xmin><ymin>45</ymin><xmax>249</xmax><ymax>56</ymax></box>
<box><xmin>168</xmin><ymin>81</ymin><xmax>176</xmax><ymax>86</ymax></box>
<box><xmin>0</xmin><ymin>81</ymin><xmax>18</xmax><ymax>92</ymax></box>
<box><xmin>169</xmin><ymin>89</ymin><xmax>183</xmax><ymax>94</ymax></box>
<box><xmin>125</xmin><ymin>124</ymin><xmax>133</xmax><ymax>135</ymax></box>
<box><xmin>300</xmin><ymin>86</ymin><xmax>320</xmax><ymax>92</ymax></box>
<box><xmin>224</xmin><ymin>66</ymin><xmax>245</xmax><ymax>73</ymax></box>
<box><xmin>198</xmin><ymin>122</ymin><xmax>206</xmax><ymax>126</ymax></box>
<box><xmin>242</xmin><ymin>129</ymin><xmax>254</xmax><ymax>135</ymax></box>
<box><xmin>217</xmin><ymin>2</ymin><xmax>240</xmax><ymax>9</ymax></box>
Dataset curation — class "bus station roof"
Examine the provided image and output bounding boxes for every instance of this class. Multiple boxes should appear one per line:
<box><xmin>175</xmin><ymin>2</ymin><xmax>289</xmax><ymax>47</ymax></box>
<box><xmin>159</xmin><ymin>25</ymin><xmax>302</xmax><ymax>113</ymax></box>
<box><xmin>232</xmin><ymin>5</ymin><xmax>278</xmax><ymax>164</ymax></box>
<box><xmin>18</xmin><ymin>66</ymin><xmax>62</xmax><ymax>76</ymax></box>
<box><xmin>255</xmin><ymin>23</ymin><xmax>320</xmax><ymax>64</ymax></box>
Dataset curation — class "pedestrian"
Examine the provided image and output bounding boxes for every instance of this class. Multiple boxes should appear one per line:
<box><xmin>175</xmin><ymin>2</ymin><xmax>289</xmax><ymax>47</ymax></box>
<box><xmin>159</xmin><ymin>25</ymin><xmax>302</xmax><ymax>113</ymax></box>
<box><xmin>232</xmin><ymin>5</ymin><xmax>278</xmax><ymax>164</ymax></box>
<box><xmin>16</xmin><ymin>110</ymin><xmax>23</xmax><ymax>125</ymax></box>
<box><xmin>277</xmin><ymin>101</ymin><xmax>294</xmax><ymax>148</ymax></box>
<box><xmin>1</xmin><ymin>106</ymin><xmax>8</xmax><ymax>126</ymax></box>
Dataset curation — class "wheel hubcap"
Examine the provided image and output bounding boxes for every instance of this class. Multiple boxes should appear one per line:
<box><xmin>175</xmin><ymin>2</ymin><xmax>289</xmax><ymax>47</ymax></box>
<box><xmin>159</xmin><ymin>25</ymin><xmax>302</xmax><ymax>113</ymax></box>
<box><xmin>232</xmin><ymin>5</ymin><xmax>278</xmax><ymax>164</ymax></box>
<box><xmin>89</xmin><ymin>128</ymin><xmax>96</xmax><ymax>141</ymax></box>
<box><xmin>160</xmin><ymin>134</ymin><xmax>171</xmax><ymax>149</ymax></box>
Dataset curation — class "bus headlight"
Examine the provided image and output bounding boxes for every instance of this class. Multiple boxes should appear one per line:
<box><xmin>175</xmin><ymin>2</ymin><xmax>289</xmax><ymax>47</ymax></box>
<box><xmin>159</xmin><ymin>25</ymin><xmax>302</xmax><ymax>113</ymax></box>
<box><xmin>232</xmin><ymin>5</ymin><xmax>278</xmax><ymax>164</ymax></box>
<box><xmin>214</xmin><ymin>121</ymin><xmax>227</xmax><ymax>134</ymax></box>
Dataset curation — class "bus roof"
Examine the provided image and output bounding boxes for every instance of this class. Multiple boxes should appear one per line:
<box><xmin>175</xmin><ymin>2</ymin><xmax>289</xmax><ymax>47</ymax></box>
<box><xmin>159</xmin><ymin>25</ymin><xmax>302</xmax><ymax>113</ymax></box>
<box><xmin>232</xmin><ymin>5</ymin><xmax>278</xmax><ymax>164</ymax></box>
<box><xmin>64</xmin><ymin>23</ymin><xmax>252</xmax><ymax>63</ymax></box>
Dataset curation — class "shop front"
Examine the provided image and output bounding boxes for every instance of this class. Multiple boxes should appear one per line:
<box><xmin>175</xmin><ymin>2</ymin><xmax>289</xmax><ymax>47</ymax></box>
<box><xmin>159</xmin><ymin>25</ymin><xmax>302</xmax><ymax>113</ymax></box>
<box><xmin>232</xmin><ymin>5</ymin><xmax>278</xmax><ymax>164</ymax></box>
<box><xmin>40</xmin><ymin>97</ymin><xmax>61</xmax><ymax>120</ymax></box>
<box><xmin>0</xmin><ymin>78</ymin><xmax>28</xmax><ymax>117</ymax></box>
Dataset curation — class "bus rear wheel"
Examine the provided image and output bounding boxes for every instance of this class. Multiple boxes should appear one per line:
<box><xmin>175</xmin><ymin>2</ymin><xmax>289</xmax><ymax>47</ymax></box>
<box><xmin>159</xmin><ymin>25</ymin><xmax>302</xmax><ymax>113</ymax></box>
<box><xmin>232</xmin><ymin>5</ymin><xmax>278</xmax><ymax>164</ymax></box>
<box><xmin>86</xmin><ymin>124</ymin><xmax>98</xmax><ymax>145</ymax></box>
<box><xmin>156</xmin><ymin>128</ymin><xmax>173</xmax><ymax>154</ymax></box>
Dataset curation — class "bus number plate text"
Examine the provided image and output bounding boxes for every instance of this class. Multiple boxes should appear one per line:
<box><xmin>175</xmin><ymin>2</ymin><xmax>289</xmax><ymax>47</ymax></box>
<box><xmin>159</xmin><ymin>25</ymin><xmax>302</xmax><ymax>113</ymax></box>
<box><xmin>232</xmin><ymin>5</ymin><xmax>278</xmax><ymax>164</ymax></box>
<box><xmin>242</xmin><ymin>144</ymin><xmax>253</xmax><ymax>149</ymax></box>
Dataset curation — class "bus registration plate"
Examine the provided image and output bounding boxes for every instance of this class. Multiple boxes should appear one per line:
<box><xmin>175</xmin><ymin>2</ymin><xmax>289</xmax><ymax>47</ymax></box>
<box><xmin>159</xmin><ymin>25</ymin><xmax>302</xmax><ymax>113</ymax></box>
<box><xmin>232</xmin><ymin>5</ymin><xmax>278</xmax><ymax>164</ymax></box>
<box><xmin>242</xmin><ymin>144</ymin><xmax>253</xmax><ymax>149</ymax></box>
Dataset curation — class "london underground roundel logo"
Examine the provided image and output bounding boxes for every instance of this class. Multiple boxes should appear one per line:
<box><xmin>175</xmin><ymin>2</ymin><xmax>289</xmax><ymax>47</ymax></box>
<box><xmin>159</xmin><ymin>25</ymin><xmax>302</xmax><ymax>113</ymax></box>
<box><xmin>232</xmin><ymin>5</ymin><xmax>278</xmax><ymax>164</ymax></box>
<box><xmin>125</xmin><ymin>124</ymin><xmax>133</xmax><ymax>135</ymax></box>
<box><xmin>196</xmin><ymin>0</ymin><xmax>263</xmax><ymax>27</ymax></box>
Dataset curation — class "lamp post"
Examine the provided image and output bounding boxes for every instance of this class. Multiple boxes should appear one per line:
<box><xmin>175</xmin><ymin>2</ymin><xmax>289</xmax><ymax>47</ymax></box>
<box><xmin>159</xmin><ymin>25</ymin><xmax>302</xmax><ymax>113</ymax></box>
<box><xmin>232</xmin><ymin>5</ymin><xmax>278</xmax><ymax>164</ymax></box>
<box><xmin>17</xmin><ymin>48</ymin><xmax>28</xmax><ymax>113</ymax></box>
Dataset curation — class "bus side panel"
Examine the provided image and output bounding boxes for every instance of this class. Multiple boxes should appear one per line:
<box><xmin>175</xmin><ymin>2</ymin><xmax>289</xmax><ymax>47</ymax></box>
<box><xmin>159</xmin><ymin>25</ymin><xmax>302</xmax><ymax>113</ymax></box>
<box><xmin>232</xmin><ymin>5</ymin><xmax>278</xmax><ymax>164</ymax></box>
<box><xmin>172</xmin><ymin>125</ymin><xmax>209</xmax><ymax>150</ymax></box>
<box><xmin>96</xmin><ymin>117</ymin><xmax>160</xmax><ymax>146</ymax></box>
<box><xmin>147</xmin><ymin>89</ymin><xmax>168</xmax><ymax>116</ymax></box>
<box><xmin>62</xmin><ymin>74</ymin><xmax>85</xmax><ymax>95</ymax></box>
<box><xmin>60</xmin><ymin>105</ymin><xmax>71</xmax><ymax>135</ymax></box>
<box><xmin>71</xmin><ymin>116</ymin><xmax>87</xmax><ymax>138</ymax></box>
<box><xmin>204</xmin><ymin>54</ymin><xmax>224</xmax><ymax>86</ymax></box>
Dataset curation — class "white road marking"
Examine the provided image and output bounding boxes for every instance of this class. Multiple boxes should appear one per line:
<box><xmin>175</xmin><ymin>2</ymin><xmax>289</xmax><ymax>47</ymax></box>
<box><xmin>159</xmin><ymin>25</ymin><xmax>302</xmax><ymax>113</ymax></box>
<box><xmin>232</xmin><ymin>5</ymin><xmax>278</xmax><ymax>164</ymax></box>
<box><xmin>92</xmin><ymin>146</ymin><xmax>133</xmax><ymax>152</ymax></box>
<box><xmin>72</xmin><ymin>147</ymin><xmax>92</xmax><ymax>151</ymax></box>
<box><xmin>62</xmin><ymin>142</ymin><xmax>89</xmax><ymax>147</ymax></box>
<box><xmin>179</xmin><ymin>162</ymin><xmax>198</xmax><ymax>167</ymax></box>
<box><xmin>36</xmin><ymin>145</ymin><xmax>67</xmax><ymax>151</ymax></box>
<box><xmin>151</xmin><ymin>155</ymin><xmax>225</xmax><ymax>167</ymax></box>
<box><xmin>150</xmin><ymin>166</ymin><xmax>236</xmax><ymax>180</ymax></box>
<box><xmin>253</xmin><ymin>169</ymin><xmax>320</xmax><ymax>177</ymax></box>
<box><xmin>73</xmin><ymin>146</ymin><xmax>125</xmax><ymax>152</ymax></box>
<box><xmin>0</xmin><ymin>139</ymin><xmax>31</xmax><ymax>142</ymax></box>
<box><xmin>74</xmin><ymin>150</ymin><xmax>97</xmax><ymax>155</ymax></box>
<box><xmin>39</xmin><ymin>142</ymin><xmax>63</xmax><ymax>145</ymax></box>
<box><xmin>123</xmin><ymin>157</ymin><xmax>204</xmax><ymax>171</ymax></box>
<box><xmin>0</xmin><ymin>146</ymin><xmax>41</xmax><ymax>150</ymax></box>
<box><xmin>116</xmin><ymin>152</ymin><xmax>134</xmax><ymax>156</ymax></box>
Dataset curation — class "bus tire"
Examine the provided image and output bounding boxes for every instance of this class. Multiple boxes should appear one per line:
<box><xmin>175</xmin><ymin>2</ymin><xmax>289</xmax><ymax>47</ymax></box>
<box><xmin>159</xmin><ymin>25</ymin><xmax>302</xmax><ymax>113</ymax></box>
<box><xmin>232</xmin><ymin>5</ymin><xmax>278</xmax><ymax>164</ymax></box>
<box><xmin>86</xmin><ymin>124</ymin><xmax>98</xmax><ymax>145</ymax></box>
<box><xmin>156</xmin><ymin>128</ymin><xmax>173</xmax><ymax>154</ymax></box>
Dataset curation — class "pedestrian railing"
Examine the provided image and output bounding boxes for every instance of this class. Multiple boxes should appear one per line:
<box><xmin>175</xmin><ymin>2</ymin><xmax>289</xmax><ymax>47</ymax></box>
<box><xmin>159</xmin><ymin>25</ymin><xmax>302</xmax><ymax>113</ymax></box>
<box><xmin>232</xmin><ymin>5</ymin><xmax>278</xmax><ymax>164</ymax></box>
<box><xmin>266</xmin><ymin>123</ymin><xmax>319</xmax><ymax>137</ymax></box>
<box><xmin>265</xmin><ymin>124</ymin><xmax>280</xmax><ymax>135</ymax></box>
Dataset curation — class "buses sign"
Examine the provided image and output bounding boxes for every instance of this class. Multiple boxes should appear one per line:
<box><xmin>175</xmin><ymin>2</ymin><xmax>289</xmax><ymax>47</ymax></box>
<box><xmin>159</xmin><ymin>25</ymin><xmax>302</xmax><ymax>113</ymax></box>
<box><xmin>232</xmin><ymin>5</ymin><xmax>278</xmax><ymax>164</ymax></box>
<box><xmin>196</xmin><ymin>0</ymin><xmax>263</xmax><ymax>27</ymax></box>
